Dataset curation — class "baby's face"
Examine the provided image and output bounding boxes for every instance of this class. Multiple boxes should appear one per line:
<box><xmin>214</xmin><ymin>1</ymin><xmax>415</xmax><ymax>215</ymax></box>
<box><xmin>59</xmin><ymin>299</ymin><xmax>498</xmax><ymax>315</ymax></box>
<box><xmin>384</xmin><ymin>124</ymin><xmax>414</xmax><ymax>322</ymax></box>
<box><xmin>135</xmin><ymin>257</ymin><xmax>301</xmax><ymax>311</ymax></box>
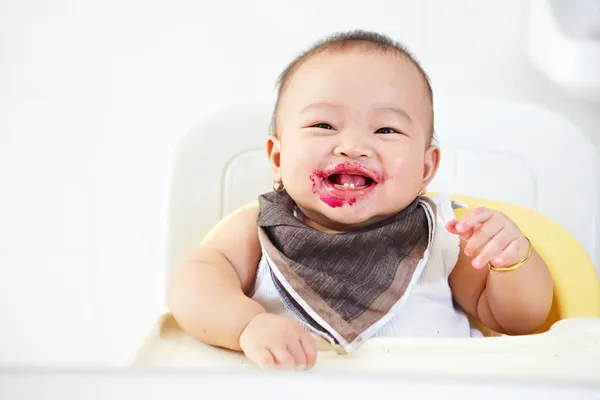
<box><xmin>268</xmin><ymin>49</ymin><xmax>439</xmax><ymax>231</ymax></box>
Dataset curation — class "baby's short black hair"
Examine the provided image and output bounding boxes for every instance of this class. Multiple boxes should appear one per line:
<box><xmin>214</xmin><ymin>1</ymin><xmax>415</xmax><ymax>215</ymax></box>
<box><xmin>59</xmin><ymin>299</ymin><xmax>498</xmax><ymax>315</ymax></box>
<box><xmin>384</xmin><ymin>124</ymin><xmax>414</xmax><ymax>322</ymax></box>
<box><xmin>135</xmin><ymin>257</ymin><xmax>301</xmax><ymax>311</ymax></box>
<box><xmin>271</xmin><ymin>30</ymin><xmax>434</xmax><ymax>140</ymax></box>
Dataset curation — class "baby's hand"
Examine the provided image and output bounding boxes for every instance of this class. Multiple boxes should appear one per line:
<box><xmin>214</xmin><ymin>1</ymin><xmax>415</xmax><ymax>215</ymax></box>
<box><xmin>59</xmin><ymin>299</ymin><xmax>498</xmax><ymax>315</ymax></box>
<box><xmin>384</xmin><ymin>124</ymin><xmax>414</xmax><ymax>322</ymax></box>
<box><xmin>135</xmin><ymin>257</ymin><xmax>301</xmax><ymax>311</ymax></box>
<box><xmin>239</xmin><ymin>313</ymin><xmax>318</xmax><ymax>370</ymax></box>
<box><xmin>446</xmin><ymin>207</ymin><xmax>530</xmax><ymax>270</ymax></box>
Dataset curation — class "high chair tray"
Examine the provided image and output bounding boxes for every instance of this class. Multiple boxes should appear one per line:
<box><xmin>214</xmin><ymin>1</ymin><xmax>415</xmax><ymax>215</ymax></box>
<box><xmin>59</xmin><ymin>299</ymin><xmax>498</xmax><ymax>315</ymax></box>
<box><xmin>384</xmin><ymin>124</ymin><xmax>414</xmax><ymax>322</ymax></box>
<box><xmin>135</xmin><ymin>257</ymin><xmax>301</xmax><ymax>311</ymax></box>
<box><xmin>131</xmin><ymin>313</ymin><xmax>600</xmax><ymax>383</ymax></box>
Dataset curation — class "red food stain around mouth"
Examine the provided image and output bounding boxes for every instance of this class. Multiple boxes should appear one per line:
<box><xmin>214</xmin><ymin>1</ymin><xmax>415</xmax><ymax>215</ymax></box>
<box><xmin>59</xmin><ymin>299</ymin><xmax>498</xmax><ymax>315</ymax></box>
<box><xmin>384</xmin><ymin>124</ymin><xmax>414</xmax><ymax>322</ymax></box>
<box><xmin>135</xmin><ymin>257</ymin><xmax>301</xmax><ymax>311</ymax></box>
<box><xmin>309</xmin><ymin>162</ymin><xmax>380</xmax><ymax>208</ymax></box>
<box><xmin>319</xmin><ymin>191</ymin><xmax>356</xmax><ymax>208</ymax></box>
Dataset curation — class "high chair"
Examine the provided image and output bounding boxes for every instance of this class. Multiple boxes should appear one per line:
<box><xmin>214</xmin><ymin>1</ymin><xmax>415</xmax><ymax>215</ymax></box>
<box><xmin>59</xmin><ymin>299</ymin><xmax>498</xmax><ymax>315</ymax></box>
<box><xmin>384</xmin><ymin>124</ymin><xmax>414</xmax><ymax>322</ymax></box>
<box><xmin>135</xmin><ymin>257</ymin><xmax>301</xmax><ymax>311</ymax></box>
<box><xmin>131</xmin><ymin>94</ymin><xmax>600</xmax><ymax>383</ymax></box>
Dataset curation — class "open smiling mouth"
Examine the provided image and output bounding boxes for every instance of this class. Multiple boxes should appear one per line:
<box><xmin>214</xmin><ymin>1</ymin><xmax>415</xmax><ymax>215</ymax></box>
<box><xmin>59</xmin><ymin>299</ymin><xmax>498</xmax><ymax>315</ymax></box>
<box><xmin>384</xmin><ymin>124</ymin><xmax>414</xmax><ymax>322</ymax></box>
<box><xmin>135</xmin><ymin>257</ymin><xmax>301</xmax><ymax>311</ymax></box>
<box><xmin>327</xmin><ymin>173</ymin><xmax>375</xmax><ymax>190</ymax></box>
<box><xmin>310</xmin><ymin>162</ymin><xmax>383</xmax><ymax>208</ymax></box>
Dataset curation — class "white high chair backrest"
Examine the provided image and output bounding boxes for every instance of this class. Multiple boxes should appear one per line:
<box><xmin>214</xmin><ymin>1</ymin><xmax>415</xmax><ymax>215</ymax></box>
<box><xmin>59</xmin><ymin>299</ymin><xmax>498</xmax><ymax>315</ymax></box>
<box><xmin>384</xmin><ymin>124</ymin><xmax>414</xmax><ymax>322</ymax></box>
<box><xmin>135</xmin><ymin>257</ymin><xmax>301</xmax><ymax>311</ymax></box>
<box><xmin>162</xmin><ymin>94</ymin><xmax>600</xmax><ymax>296</ymax></box>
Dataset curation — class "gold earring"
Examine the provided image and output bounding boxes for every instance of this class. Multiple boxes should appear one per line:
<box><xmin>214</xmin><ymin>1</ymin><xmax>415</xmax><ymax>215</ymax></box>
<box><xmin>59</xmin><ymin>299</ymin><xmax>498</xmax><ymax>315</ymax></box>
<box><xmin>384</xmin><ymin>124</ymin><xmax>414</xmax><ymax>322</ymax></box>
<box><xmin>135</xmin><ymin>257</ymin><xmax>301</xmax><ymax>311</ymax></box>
<box><xmin>418</xmin><ymin>187</ymin><xmax>426</xmax><ymax>196</ymax></box>
<box><xmin>272</xmin><ymin>180</ymin><xmax>285</xmax><ymax>193</ymax></box>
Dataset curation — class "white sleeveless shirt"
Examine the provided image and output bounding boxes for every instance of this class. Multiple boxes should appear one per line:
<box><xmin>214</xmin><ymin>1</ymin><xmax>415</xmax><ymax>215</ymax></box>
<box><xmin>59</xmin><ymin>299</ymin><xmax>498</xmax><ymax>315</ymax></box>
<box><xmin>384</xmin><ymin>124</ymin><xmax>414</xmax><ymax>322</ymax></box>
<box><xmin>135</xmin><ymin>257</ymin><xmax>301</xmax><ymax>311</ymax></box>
<box><xmin>250</xmin><ymin>194</ymin><xmax>479</xmax><ymax>339</ymax></box>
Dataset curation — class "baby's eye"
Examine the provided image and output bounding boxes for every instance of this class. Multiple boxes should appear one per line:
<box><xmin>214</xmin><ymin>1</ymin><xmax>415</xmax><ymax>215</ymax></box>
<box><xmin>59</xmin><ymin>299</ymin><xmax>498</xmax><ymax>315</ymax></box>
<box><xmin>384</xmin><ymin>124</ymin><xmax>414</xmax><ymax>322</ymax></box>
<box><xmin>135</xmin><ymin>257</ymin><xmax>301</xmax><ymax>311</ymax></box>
<box><xmin>312</xmin><ymin>123</ymin><xmax>334</xmax><ymax>130</ymax></box>
<box><xmin>375</xmin><ymin>127</ymin><xmax>400</xmax><ymax>134</ymax></box>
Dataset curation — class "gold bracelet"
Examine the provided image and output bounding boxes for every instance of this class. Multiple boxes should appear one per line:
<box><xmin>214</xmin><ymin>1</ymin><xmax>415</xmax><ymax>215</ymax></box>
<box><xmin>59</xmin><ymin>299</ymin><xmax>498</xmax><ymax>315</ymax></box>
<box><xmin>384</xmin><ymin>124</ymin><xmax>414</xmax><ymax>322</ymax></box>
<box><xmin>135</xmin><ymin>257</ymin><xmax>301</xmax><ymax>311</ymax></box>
<box><xmin>488</xmin><ymin>236</ymin><xmax>532</xmax><ymax>273</ymax></box>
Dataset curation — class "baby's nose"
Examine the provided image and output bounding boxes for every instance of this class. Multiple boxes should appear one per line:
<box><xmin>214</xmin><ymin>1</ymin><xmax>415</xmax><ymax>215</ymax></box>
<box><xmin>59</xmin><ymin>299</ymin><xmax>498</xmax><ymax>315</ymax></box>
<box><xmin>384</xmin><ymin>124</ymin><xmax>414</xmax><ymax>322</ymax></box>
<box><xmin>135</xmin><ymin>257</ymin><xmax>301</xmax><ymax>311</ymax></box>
<box><xmin>333</xmin><ymin>146</ymin><xmax>373</xmax><ymax>159</ymax></box>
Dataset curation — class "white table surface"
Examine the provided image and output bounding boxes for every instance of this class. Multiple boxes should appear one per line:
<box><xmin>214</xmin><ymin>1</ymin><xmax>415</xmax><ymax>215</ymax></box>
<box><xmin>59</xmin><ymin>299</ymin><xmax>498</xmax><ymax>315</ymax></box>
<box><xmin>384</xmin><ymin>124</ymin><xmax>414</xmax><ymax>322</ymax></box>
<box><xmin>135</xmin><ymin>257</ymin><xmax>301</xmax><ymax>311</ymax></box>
<box><xmin>1</xmin><ymin>369</ymin><xmax>599</xmax><ymax>400</ymax></box>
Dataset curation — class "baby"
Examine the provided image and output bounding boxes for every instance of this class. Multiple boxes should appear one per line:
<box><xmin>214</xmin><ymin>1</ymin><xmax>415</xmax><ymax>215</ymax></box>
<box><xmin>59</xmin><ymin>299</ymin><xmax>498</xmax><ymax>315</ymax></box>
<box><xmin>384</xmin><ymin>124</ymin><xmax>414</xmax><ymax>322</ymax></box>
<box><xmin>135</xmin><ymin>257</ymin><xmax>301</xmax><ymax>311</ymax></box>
<box><xmin>167</xmin><ymin>30</ymin><xmax>554</xmax><ymax>370</ymax></box>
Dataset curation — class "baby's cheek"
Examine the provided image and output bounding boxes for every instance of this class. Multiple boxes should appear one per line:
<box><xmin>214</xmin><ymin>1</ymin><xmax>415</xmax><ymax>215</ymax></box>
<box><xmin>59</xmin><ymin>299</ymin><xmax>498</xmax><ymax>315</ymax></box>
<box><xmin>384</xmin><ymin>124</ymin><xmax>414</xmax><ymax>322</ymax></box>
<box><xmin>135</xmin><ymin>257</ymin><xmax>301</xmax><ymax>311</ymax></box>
<box><xmin>282</xmin><ymin>143</ymin><xmax>310</xmax><ymax>163</ymax></box>
<box><xmin>279</xmin><ymin>156</ymin><xmax>309</xmax><ymax>190</ymax></box>
<box><xmin>388</xmin><ymin>156</ymin><xmax>424</xmax><ymax>183</ymax></box>
<box><xmin>280</xmin><ymin>145</ymin><xmax>303</xmax><ymax>166</ymax></box>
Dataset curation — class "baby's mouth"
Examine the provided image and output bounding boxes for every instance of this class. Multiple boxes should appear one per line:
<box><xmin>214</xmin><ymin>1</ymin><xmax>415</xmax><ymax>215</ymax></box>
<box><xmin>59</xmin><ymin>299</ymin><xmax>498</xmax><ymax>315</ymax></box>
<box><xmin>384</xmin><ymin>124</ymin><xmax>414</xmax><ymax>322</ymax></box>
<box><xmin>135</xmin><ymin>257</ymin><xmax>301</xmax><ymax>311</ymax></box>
<box><xmin>327</xmin><ymin>173</ymin><xmax>375</xmax><ymax>190</ymax></box>
<box><xmin>310</xmin><ymin>162</ymin><xmax>382</xmax><ymax>208</ymax></box>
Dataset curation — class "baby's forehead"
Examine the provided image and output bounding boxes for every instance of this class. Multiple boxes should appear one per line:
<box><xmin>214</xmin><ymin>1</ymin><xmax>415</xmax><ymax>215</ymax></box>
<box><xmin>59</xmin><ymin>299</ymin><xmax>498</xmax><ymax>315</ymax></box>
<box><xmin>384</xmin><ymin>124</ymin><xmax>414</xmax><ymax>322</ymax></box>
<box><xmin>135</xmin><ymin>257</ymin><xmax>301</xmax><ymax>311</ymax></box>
<box><xmin>286</xmin><ymin>50</ymin><xmax>428</xmax><ymax>99</ymax></box>
<box><xmin>290</xmin><ymin>47</ymin><xmax>422</xmax><ymax>84</ymax></box>
<box><xmin>281</xmin><ymin>50</ymin><xmax>430</xmax><ymax>111</ymax></box>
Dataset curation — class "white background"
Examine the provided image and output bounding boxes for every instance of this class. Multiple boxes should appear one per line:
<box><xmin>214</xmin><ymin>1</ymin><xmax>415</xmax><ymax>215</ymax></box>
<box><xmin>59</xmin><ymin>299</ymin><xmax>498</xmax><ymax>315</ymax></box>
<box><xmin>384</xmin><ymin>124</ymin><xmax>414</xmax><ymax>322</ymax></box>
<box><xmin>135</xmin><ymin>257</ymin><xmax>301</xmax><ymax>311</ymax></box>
<box><xmin>1</xmin><ymin>0</ymin><xmax>599</xmax><ymax>367</ymax></box>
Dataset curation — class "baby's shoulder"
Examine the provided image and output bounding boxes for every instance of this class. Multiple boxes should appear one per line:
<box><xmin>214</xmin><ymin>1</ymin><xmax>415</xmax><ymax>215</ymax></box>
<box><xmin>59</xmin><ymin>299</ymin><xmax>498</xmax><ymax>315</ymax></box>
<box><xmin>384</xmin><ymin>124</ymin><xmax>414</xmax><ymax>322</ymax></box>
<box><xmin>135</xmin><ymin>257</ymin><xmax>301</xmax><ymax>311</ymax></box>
<box><xmin>423</xmin><ymin>193</ymin><xmax>463</xmax><ymax>224</ymax></box>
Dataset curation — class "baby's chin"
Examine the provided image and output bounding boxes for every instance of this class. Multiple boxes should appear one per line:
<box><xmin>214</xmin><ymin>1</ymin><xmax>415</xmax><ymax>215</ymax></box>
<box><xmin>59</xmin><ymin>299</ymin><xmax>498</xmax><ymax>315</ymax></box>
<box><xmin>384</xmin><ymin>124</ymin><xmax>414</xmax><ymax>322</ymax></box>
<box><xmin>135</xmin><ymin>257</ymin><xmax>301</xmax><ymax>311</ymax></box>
<box><xmin>314</xmin><ymin>201</ymin><xmax>393</xmax><ymax>230</ymax></box>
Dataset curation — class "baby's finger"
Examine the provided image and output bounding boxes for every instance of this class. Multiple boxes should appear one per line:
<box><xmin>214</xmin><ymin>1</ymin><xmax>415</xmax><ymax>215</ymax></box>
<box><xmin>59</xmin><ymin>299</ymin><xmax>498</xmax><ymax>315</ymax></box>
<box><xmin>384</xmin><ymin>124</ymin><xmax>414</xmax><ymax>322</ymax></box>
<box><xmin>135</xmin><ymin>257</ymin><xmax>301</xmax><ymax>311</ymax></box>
<box><xmin>299</xmin><ymin>335</ymin><xmax>318</xmax><ymax>368</ymax></box>
<box><xmin>456</xmin><ymin>207</ymin><xmax>494</xmax><ymax>235</ymax></box>
<box><xmin>464</xmin><ymin>218</ymin><xmax>504</xmax><ymax>257</ymax></box>
<box><xmin>446</xmin><ymin>219</ymin><xmax>459</xmax><ymax>234</ymax></box>
<box><xmin>492</xmin><ymin>238</ymin><xmax>527</xmax><ymax>267</ymax></box>
<box><xmin>472</xmin><ymin>231</ymin><xmax>514</xmax><ymax>269</ymax></box>
<box><xmin>269</xmin><ymin>345</ymin><xmax>296</xmax><ymax>369</ymax></box>
<box><xmin>448</xmin><ymin>220</ymin><xmax>480</xmax><ymax>240</ymax></box>
<box><xmin>286</xmin><ymin>340</ymin><xmax>308</xmax><ymax>369</ymax></box>
<box><xmin>245</xmin><ymin>347</ymin><xmax>275</xmax><ymax>369</ymax></box>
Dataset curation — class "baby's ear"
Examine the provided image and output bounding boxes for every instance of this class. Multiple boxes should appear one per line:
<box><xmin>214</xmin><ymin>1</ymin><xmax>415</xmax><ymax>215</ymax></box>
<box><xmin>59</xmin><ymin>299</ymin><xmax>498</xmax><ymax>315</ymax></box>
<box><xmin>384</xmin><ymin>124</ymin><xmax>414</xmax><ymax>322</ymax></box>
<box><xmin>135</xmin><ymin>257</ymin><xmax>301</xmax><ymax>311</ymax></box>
<box><xmin>266</xmin><ymin>135</ymin><xmax>282</xmax><ymax>181</ymax></box>
<box><xmin>422</xmin><ymin>144</ymin><xmax>440</xmax><ymax>187</ymax></box>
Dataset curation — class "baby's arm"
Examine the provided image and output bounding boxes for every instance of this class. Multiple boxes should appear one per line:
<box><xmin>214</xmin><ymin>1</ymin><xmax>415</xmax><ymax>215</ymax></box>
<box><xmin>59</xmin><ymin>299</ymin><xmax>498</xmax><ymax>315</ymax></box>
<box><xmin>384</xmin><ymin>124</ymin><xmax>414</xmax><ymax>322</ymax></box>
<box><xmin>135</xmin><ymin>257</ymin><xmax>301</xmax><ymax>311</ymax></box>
<box><xmin>447</xmin><ymin>208</ymin><xmax>554</xmax><ymax>335</ymax></box>
<box><xmin>167</xmin><ymin>206</ymin><xmax>318</xmax><ymax>369</ymax></box>
<box><xmin>167</xmin><ymin>206</ymin><xmax>266</xmax><ymax>351</ymax></box>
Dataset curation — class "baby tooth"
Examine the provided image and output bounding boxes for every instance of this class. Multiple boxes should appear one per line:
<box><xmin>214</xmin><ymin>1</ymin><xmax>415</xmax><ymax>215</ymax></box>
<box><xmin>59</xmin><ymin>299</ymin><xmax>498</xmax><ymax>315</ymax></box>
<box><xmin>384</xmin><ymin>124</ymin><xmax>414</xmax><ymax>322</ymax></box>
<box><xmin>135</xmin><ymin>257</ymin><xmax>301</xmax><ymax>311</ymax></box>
<box><xmin>349</xmin><ymin>183</ymin><xmax>355</xmax><ymax>189</ymax></box>
<box><xmin>344</xmin><ymin>183</ymin><xmax>350</xmax><ymax>188</ymax></box>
